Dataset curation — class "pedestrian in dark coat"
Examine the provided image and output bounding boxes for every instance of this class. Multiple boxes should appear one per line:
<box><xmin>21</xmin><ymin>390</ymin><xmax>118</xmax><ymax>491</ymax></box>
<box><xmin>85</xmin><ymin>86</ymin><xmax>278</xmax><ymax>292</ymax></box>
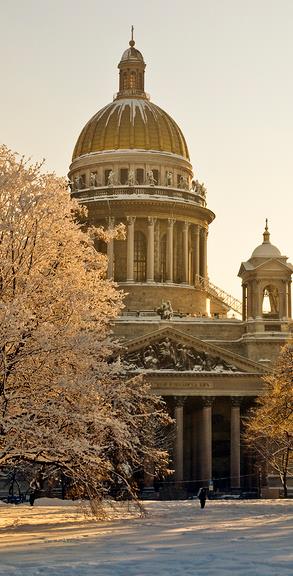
<box><xmin>197</xmin><ymin>487</ymin><xmax>207</xmax><ymax>509</ymax></box>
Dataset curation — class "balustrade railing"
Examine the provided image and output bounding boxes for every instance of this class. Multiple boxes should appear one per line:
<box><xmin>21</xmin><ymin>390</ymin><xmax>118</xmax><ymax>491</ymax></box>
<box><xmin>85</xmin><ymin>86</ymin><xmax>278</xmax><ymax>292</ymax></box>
<box><xmin>71</xmin><ymin>184</ymin><xmax>206</xmax><ymax>206</ymax></box>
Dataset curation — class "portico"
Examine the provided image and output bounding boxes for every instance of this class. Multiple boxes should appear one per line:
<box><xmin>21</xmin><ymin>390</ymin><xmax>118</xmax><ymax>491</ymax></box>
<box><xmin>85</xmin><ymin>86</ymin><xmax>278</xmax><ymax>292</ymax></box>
<box><xmin>123</xmin><ymin>325</ymin><xmax>264</xmax><ymax>493</ymax></box>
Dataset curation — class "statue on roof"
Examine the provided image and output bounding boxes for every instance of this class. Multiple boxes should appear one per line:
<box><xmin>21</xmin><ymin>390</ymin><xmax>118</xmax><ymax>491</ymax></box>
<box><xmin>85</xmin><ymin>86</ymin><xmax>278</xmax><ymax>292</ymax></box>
<box><xmin>107</xmin><ymin>170</ymin><xmax>115</xmax><ymax>186</ymax></box>
<box><xmin>127</xmin><ymin>170</ymin><xmax>136</xmax><ymax>186</ymax></box>
<box><xmin>147</xmin><ymin>170</ymin><xmax>156</xmax><ymax>186</ymax></box>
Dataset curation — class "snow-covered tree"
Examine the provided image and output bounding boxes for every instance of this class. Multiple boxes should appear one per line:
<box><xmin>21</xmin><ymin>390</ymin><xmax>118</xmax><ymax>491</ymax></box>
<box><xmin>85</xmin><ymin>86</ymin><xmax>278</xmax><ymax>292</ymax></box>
<box><xmin>245</xmin><ymin>344</ymin><xmax>293</xmax><ymax>496</ymax></box>
<box><xmin>0</xmin><ymin>146</ymin><xmax>171</xmax><ymax>508</ymax></box>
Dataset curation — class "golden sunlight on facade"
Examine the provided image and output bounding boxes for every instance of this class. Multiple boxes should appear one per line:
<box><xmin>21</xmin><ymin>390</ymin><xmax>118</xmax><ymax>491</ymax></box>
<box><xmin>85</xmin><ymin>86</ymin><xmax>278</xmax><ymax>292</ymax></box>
<box><xmin>69</xmin><ymin>33</ymin><xmax>292</xmax><ymax>497</ymax></box>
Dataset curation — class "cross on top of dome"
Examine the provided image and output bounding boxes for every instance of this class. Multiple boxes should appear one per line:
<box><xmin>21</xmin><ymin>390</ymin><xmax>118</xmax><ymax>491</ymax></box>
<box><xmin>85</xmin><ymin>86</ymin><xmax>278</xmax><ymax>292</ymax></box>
<box><xmin>129</xmin><ymin>25</ymin><xmax>135</xmax><ymax>47</ymax></box>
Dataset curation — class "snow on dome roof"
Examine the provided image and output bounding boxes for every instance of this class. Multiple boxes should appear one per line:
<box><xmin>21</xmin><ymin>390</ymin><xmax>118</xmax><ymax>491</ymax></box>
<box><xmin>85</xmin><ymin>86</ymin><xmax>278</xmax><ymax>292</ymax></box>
<box><xmin>251</xmin><ymin>242</ymin><xmax>281</xmax><ymax>258</ymax></box>
<box><xmin>72</xmin><ymin>98</ymin><xmax>190</xmax><ymax>160</ymax></box>
<box><xmin>120</xmin><ymin>46</ymin><xmax>144</xmax><ymax>63</ymax></box>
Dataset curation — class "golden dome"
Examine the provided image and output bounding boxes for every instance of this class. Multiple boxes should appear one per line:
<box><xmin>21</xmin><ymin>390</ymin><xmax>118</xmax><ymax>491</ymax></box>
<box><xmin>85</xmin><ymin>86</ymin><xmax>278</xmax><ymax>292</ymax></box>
<box><xmin>72</xmin><ymin>34</ymin><xmax>190</xmax><ymax>162</ymax></box>
<box><xmin>72</xmin><ymin>99</ymin><xmax>190</xmax><ymax>161</ymax></box>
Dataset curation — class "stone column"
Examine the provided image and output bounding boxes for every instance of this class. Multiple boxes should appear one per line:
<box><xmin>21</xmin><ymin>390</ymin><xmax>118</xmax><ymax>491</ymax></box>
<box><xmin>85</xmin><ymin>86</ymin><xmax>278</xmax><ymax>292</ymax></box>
<box><xmin>183</xmin><ymin>221</ymin><xmax>189</xmax><ymax>284</ymax></box>
<box><xmin>154</xmin><ymin>220</ymin><xmax>160</xmax><ymax>281</ymax></box>
<box><xmin>247</xmin><ymin>282</ymin><xmax>253</xmax><ymax>319</ymax></box>
<box><xmin>242</xmin><ymin>284</ymin><xmax>247</xmax><ymax>321</ymax></box>
<box><xmin>288</xmin><ymin>280</ymin><xmax>292</xmax><ymax>319</ymax></box>
<box><xmin>166</xmin><ymin>218</ymin><xmax>175</xmax><ymax>283</ymax></box>
<box><xmin>195</xmin><ymin>225</ymin><xmax>200</xmax><ymax>280</ymax></box>
<box><xmin>230</xmin><ymin>397</ymin><xmax>242</xmax><ymax>489</ymax></box>
<box><xmin>126</xmin><ymin>216</ymin><xmax>135</xmax><ymax>282</ymax></box>
<box><xmin>191</xmin><ymin>409</ymin><xmax>199</xmax><ymax>482</ymax></box>
<box><xmin>147</xmin><ymin>217</ymin><xmax>156</xmax><ymax>282</ymax></box>
<box><xmin>174</xmin><ymin>396</ymin><xmax>185</xmax><ymax>482</ymax></box>
<box><xmin>254</xmin><ymin>280</ymin><xmax>261</xmax><ymax>318</ymax></box>
<box><xmin>107</xmin><ymin>217</ymin><xmax>115</xmax><ymax>279</ymax></box>
<box><xmin>202</xmin><ymin>228</ymin><xmax>208</xmax><ymax>279</ymax></box>
<box><xmin>200</xmin><ymin>397</ymin><xmax>214</xmax><ymax>483</ymax></box>
<box><xmin>282</xmin><ymin>280</ymin><xmax>288</xmax><ymax>319</ymax></box>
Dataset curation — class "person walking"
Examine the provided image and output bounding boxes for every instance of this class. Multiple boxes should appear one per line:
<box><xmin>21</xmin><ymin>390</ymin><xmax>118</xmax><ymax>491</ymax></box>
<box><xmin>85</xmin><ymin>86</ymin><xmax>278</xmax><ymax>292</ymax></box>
<box><xmin>197</xmin><ymin>487</ymin><xmax>207</xmax><ymax>509</ymax></box>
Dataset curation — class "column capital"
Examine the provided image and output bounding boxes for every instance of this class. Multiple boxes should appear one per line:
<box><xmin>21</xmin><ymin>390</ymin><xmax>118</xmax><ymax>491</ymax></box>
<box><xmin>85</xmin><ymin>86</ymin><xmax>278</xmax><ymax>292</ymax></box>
<box><xmin>168</xmin><ymin>218</ymin><xmax>176</xmax><ymax>227</ymax></box>
<box><xmin>231</xmin><ymin>396</ymin><xmax>243</xmax><ymax>407</ymax></box>
<box><xmin>147</xmin><ymin>216</ymin><xmax>157</xmax><ymax>226</ymax></box>
<box><xmin>183</xmin><ymin>220</ymin><xmax>189</xmax><ymax>230</ymax></box>
<box><xmin>174</xmin><ymin>396</ymin><xmax>186</xmax><ymax>407</ymax></box>
<box><xmin>126</xmin><ymin>216</ymin><xmax>136</xmax><ymax>225</ymax></box>
<box><xmin>201</xmin><ymin>396</ymin><xmax>215</xmax><ymax>407</ymax></box>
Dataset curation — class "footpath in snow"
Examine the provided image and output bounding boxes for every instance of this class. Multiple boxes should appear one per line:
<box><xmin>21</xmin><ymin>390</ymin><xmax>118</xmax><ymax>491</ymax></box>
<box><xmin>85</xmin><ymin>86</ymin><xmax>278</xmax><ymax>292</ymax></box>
<box><xmin>0</xmin><ymin>498</ymin><xmax>292</xmax><ymax>575</ymax></box>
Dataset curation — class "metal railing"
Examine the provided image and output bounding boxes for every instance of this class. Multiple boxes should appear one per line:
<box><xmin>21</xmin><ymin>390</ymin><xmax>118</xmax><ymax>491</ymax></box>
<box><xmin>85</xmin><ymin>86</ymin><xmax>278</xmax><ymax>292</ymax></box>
<box><xmin>194</xmin><ymin>275</ymin><xmax>242</xmax><ymax>315</ymax></box>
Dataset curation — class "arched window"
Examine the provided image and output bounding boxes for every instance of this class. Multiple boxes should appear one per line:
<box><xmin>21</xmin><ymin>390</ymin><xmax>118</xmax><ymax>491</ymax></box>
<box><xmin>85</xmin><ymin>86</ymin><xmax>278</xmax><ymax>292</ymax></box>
<box><xmin>262</xmin><ymin>285</ymin><xmax>279</xmax><ymax>317</ymax></box>
<box><xmin>134</xmin><ymin>231</ymin><xmax>146</xmax><ymax>281</ymax></box>
<box><xmin>160</xmin><ymin>233</ymin><xmax>167</xmax><ymax>282</ymax></box>
<box><xmin>129</xmin><ymin>71</ymin><xmax>136</xmax><ymax>89</ymax></box>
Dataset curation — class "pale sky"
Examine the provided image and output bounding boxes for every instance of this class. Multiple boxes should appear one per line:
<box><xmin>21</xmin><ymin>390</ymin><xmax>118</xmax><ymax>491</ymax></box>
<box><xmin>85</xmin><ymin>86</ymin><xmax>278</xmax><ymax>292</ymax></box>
<box><xmin>1</xmin><ymin>0</ymin><xmax>292</xmax><ymax>299</ymax></box>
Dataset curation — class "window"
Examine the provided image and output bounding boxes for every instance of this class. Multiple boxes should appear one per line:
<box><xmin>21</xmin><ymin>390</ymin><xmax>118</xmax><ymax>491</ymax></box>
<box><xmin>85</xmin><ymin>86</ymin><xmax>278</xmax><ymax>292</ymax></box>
<box><xmin>152</xmin><ymin>169</ymin><xmax>159</xmax><ymax>185</ymax></box>
<box><xmin>120</xmin><ymin>168</ymin><xmax>128</xmax><ymax>185</ymax></box>
<box><xmin>104</xmin><ymin>169</ymin><xmax>112</xmax><ymax>185</ymax></box>
<box><xmin>134</xmin><ymin>231</ymin><xmax>146</xmax><ymax>282</ymax></box>
<box><xmin>136</xmin><ymin>168</ymin><xmax>144</xmax><ymax>184</ymax></box>
<box><xmin>129</xmin><ymin>71</ymin><xmax>136</xmax><ymax>89</ymax></box>
<box><xmin>262</xmin><ymin>285</ymin><xmax>279</xmax><ymax>317</ymax></box>
<box><xmin>79</xmin><ymin>174</ymin><xmax>86</xmax><ymax>189</ymax></box>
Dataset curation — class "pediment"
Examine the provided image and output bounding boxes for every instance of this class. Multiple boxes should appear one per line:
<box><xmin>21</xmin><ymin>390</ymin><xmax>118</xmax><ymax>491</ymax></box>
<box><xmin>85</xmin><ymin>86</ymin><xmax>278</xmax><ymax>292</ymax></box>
<box><xmin>123</xmin><ymin>326</ymin><xmax>264</xmax><ymax>374</ymax></box>
<box><xmin>239</xmin><ymin>258</ymin><xmax>293</xmax><ymax>276</ymax></box>
<box><xmin>254</xmin><ymin>258</ymin><xmax>293</xmax><ymax>273</ymax></box>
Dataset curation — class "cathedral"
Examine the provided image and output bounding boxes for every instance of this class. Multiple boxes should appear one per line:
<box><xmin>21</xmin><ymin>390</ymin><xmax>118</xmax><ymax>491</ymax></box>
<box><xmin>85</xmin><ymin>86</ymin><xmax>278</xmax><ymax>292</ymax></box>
<box><xmin>69</xmin><ymin>34</ymin><xmax>292</xmax><ymax>496</ymax></box>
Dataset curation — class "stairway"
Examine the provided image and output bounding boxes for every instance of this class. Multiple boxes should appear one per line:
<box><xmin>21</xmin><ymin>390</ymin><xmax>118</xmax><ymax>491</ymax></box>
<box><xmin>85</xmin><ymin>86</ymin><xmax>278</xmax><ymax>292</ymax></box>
<box><xmin>194</xmin><ymin>275</ymin><xmax>242</xmax><ymax>315</ymax></box>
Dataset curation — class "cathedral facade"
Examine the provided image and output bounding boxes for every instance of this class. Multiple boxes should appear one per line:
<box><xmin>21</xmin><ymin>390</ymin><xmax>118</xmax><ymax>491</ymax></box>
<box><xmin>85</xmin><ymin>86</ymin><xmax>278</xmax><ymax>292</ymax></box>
<box><xmin>69</xmin><ymin>36</ymin><xmax>292</xmax><ymax>496</ymax></box>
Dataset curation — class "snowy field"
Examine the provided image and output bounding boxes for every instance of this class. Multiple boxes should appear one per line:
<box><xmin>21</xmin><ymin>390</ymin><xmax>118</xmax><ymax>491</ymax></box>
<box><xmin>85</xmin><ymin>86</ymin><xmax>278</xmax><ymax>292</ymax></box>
<box><xmin>0</xmin><ymin>498</ymin><xmax>292</xmax><ymax>575</ymax></box>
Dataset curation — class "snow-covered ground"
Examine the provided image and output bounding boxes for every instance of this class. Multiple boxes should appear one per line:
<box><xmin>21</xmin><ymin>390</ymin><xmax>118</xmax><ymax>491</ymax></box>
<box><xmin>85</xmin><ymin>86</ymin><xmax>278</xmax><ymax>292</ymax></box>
<box><xmin>0</xmin><ymin>498</ymin><xmax>292</xmax><ymax>575</ymax></box>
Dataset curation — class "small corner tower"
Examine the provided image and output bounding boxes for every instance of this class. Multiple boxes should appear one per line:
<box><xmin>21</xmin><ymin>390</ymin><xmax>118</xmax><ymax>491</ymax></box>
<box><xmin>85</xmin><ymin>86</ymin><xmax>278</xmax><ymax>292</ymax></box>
<box><xmin>238</xmin><ymin>220</ymin><xmax>293</xmax><ymax>322</ymax></box>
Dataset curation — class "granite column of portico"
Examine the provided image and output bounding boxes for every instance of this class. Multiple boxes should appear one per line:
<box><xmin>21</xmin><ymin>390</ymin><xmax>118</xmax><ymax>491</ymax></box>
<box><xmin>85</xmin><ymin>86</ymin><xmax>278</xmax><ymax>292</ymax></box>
<box><xmin>174</xmin><ymin>397</ymin><xmax>185</xmax><ymax>482</ymax></box>
<box><xmin>200</xmin><ymin>397</ymin><xmax>214</xmax><ymax>483</ymax></box>
<box><xmin>230</xmin><ymin>397</ymin><xmax>242</xmax><ymax>489</ymax></box>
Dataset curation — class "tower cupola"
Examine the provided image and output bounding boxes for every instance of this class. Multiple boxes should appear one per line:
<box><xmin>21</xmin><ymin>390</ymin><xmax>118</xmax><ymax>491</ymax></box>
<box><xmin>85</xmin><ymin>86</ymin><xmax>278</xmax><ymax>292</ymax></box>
<box><xmin>238</xmin><ymin>221</ymin><xmax>293</xmax><ymax>321</ymax></box>
<box><xmin>116</xmin><ymin>27</ymin><xmax>147</xmax><ymax>99</ymax></box>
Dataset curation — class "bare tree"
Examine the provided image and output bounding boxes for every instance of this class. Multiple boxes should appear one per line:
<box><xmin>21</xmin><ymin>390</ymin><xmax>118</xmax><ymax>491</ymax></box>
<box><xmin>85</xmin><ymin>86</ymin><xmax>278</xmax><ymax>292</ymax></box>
<box><xmin>245</xmin><ymin>344</ymin><xmax>293</xmax><ymax>497</ymax></box>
